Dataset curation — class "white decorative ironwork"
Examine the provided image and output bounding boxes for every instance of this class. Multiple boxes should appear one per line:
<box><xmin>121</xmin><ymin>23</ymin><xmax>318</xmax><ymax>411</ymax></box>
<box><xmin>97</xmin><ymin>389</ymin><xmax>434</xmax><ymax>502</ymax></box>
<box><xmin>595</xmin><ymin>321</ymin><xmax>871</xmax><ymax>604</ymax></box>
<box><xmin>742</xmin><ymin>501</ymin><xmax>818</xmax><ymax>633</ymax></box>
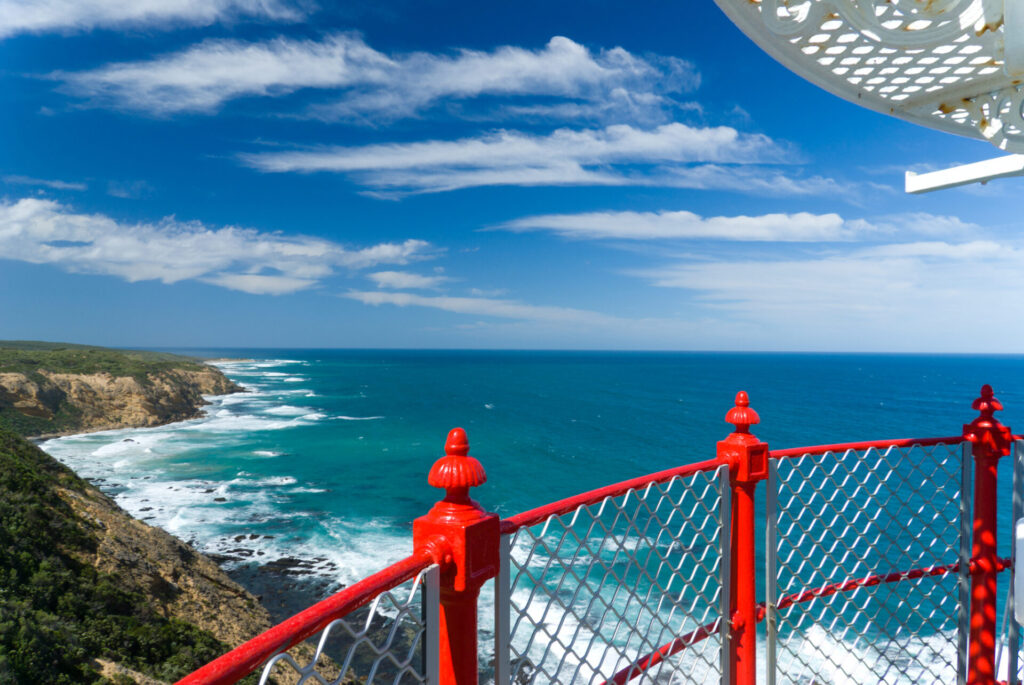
<box><xmin>259</xmin><ymin>565</ymin><xmax>440</xmax><ymax>685</ymax></box>
<box><xmin>766</xmin><ymin>443</ymin><xmax>965</xmax><ymax>684</ymax></box>
<box><xmin>501</xmin><ymin>467</ymin><xmax>728</xmax><ymax>684</ymax></box>
<box><xmin>715</xmin><ymin>0</ymin><xmax>1024</xmax><ymax>152</ymax></box>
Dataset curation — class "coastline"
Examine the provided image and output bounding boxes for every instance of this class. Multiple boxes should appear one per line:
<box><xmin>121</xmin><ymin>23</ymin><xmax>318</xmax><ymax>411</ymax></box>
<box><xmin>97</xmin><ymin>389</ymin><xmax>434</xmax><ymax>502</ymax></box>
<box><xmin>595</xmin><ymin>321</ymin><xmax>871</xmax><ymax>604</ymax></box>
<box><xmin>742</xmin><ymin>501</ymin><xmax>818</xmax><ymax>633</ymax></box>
<box><xmin>34</xmin><ymin>370</ymin><xmax>338</xmax><ymax>627</ymax></box>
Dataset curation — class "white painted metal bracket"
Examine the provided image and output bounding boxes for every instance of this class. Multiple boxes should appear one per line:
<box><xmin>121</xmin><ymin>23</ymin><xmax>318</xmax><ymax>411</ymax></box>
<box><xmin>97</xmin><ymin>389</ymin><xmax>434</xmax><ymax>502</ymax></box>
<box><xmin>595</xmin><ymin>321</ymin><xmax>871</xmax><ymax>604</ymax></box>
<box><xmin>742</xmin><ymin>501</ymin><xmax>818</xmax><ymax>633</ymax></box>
<box><xmin>905</xmin><ymin>154</ymin><xmax>1024</xmax><ymax>193</ymax></box>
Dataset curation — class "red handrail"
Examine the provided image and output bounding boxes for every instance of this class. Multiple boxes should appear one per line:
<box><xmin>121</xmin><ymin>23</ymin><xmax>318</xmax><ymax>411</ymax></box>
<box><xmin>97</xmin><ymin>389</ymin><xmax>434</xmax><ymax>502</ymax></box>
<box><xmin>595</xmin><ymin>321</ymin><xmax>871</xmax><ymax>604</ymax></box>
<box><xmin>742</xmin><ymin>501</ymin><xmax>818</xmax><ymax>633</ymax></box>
<box><xmin>500</xmin><ymin>458</ymin><xmax>722</xmax><ymax>534</ymax></box>
<box><xmin>176</xmin><ymin>550</ymin><xmax>434</xmax><ymax>685</ymax></box>
<box><xmin>769</xmin><ymin>435</ymin><xmax>963</xmax><ymax>460</ymax></box>
<box><xmin>605</xmin><ymin>557</ymin><xmax>1012</xmax><ymax>685</ymax></box>
<box><xmin>500</xmin><ymin>437</ymin><xmax>965</xmax><ymax>536</ymax></box>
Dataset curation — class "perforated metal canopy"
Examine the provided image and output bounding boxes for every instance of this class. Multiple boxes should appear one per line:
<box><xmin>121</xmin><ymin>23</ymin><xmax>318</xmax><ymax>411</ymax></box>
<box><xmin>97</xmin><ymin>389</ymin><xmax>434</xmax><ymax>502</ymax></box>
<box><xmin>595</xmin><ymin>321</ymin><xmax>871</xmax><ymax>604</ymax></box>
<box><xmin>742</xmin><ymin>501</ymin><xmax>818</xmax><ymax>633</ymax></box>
<box><xmin>714</xmin><ymin>0</ymin><xmax>1024</xmax><ymax>154</ymax></box>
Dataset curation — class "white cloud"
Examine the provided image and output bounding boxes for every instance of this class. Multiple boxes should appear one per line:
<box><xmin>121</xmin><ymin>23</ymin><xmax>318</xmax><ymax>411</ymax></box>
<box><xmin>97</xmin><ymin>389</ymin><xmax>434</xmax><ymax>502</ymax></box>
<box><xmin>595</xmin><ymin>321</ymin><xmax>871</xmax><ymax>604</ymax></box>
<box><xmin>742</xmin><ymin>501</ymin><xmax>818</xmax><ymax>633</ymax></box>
<box><xmin>499</xmin><ymin>210</ymin><xmax>850</xmax><ymax>241</ymax></box>
<box><xmin>368</xmin><ymin>271</ymin><xmax>448</xmax><ymax>289</ymax></box>
<box><xmin>629</xmin><ymin>239</ymin><xmax>1024</xmax><ymax>350</ymax></box>
<box><xmin>345</xmin><ymin>290</ymin><xmax>621</xmax><ymax>326</ymax></box>
<box><xmin>243</xmin><ymin>123</ymin><xmax>794</xmax><ymax>195</ymax></box>
<box><xmin>497</xmin><ymin>210</ymin><xmax>977</xmax><ymax>242</ymax></box>
<box><xmin>2</xmin><ymin>174</ymin><xmax>86</xmax><ymax>191</ymax></box>
<box><xmin>0</xmin><ymin>198</ymin><xmax>431</xmax><ymax>295</ymax></box>
<box><xmin>343</xmin><ymin>289</ymin><xmax>765</xmax><ymax>350</ymax></box>
<box><xmin>0</xmin><ymin>0</ymin><xmax>307</xmax><ymax>39</ymax></box>
<box><xmin>55</xmin><ymin>34</ymin><xmax>696</xmax><ymax>122</ymax></box>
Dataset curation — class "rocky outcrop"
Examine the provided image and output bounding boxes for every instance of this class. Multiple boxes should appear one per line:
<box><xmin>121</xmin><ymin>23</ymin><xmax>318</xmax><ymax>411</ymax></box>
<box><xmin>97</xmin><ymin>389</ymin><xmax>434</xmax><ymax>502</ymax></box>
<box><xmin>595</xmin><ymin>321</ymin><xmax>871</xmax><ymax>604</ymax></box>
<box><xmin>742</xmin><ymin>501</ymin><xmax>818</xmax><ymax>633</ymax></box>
<box><xmin>0</xmin><ymin>365</ymin><xmax>242</xmax><ymax>437</ymax></box>
<box><xmin>59</xmin><ymin>482</ymin><xmax>271</xmax><ymax>648</ymax></box>
<box><xmin>58</xmin><ymin>475</ymin><xmax>338</xmax><ymax>684</ymax></box>
<box><xmin>0</xmin><ymin>421</ymin><xmax>335</xmax><ymax>685</ymax></box>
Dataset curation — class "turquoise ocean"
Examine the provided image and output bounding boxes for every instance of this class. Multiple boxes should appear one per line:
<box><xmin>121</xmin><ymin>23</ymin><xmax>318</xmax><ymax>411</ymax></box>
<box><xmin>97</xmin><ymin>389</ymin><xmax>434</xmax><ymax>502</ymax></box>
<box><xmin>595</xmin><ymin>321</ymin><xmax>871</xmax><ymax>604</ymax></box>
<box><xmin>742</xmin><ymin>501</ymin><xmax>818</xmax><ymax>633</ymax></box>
<box><xmin>39</xmin><ymin>351</ymin><xmax>1024</xmax><ymax>679</ymax></box>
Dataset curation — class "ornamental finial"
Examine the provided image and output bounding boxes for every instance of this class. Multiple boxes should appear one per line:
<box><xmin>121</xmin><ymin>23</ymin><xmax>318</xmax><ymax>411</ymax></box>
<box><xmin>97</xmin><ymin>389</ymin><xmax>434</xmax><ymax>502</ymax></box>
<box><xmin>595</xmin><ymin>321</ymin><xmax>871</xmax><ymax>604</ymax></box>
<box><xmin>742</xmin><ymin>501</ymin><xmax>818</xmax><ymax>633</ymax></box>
<box><xmin>725</xmin><ymin>391</ymin><xmax>760</xmax><ymax>434</ymax></box>
<box><xmin>428</xmin><ymin>428</ymin><xmax>486</xmax><ymax>499</ymax></box>
<box><xmin>972</xmin><ymin>384</ymin><xmax>1003</xmax><ymax>417</ymax></box>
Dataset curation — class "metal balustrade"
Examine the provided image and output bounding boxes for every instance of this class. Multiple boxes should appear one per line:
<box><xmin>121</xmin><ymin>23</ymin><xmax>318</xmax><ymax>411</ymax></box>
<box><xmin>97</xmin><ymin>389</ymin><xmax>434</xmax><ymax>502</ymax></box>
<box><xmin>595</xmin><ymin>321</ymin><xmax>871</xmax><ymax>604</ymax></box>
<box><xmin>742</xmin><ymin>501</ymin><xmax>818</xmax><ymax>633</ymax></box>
<box><xmin>178</xmin><ymin>386</ymin><xmax>1021</xmax><ymax>685</ymax></box>
<box><xmin>259</xmin><ymin>565</ymin><xmax>439</xmax><ymax>685</ymax></box>
<box><xmin>766</xmin><ymin>442</ymin><xmax>965</xmax><ymax>684</ymax></box>
<box><xmin>499</xmin><ymin>467</ymin><xmax>728</xmax><ymax>684</ymax></box>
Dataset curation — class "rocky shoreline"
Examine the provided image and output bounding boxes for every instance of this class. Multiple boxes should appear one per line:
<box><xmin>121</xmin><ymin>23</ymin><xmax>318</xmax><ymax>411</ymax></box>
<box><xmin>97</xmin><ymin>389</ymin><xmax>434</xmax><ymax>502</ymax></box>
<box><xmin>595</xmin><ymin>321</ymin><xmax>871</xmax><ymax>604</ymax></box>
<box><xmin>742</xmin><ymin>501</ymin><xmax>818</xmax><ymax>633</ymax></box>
<box><xmin>40</xmin><ymin>369</ymin><xmax>343</xmax><ymax>629</ymax></box>
<box><xmin>0</xmin><ymin>344</ymin><xmax>353</xmax><ymax>681</ymax></box>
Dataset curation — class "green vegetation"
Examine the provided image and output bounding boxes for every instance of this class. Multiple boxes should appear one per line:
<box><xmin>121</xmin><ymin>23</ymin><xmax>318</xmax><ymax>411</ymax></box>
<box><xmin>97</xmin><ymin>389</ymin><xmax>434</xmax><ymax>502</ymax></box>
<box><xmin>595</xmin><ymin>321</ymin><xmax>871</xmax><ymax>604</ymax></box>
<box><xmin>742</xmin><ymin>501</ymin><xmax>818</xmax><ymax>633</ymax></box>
<box><xmin>0</xmin><ymin>341</ymin><xmax>207</xmax><ymax>384</ymax></box>
<box><xmin>0</xmin><ymin>401</ymin><xmax>83</xmax><ymax>438</ymax></box>
<box><xmin>0</xmin><ymin>341</ymin><xmax>224</xmax><ymax>437</ymax></box>
<box><xmin>0</xmin><ymin>424</ymin><xmax>238</xmax><ymax>683</ymax></box>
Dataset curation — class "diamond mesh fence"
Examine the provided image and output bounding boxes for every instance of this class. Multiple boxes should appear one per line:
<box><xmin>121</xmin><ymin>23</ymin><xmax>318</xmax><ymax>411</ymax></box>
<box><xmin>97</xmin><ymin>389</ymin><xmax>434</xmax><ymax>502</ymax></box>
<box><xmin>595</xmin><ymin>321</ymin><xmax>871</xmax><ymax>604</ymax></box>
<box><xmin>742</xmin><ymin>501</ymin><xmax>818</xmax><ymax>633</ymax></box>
<box><xmin>503</xmin><ymin>466</ymin><xmax>728</xmax><ymax>684</ymax></box>
<box><xmin>767</xmin><ymin>442</ymin><xmax>965</xmax><ymax>685</ymax></box>
<box><xmin>259</xmin><ymin>565</ymin><xmax>438</xmax><ymax>685</ymax></box>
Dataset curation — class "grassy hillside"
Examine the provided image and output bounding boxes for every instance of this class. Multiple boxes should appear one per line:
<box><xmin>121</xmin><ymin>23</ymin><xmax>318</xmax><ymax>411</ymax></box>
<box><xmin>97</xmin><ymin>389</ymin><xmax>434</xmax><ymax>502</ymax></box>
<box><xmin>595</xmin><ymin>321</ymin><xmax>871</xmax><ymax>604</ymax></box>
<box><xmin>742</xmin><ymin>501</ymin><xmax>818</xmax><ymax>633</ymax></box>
<box><xmin>0</xmin><ymin>424</ymin><xmax>233</xmax><ymax>683</ymax></box>
<box><xmin>0</xmin><ymin>341</ymin><xmax>208</xmax><ymax>382</ymax></box>
<box><xmin>0</xmin><ymin>341</ymin><xmax>238</xmax><ymax>438</ymax></box>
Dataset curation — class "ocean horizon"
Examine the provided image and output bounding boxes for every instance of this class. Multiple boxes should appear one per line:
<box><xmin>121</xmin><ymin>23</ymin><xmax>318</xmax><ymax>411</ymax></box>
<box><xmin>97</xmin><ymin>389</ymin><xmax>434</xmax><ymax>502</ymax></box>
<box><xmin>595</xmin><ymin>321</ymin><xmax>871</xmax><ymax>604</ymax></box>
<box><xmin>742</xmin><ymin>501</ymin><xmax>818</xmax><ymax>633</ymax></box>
<box><xmin>42</xmin><ymin>349</ymin><xmax>1024</xmax><ymax>582</ymax></box>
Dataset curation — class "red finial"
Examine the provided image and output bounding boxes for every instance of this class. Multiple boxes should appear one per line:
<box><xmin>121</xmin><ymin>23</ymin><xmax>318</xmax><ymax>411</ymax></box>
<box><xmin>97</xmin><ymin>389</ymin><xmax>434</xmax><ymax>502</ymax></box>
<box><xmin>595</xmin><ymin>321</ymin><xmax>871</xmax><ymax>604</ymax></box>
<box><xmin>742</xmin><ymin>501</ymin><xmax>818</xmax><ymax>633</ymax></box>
<box><xmin>973</xmin><ymin>384</ymin><xmax>1003</xmax><ymax>417</ymax></box>
<box><xmin>725</xmin><ymin>391</ymin><xmax>760</xmax><ymax>434</ymax></box>
<box><xmin>428</xmin><ymin>428</ymin><xmax>486</xmax><ymax>498</ymax></box>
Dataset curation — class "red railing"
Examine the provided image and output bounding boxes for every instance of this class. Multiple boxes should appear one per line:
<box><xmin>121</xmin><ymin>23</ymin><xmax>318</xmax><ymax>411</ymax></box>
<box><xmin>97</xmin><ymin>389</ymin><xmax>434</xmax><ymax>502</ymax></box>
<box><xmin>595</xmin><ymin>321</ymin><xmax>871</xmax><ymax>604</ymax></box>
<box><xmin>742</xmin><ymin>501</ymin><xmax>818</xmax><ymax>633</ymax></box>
<box><xmin>178</xmin><ymin>551</ymin><xmax>434</xmax><ymax>685</ymax></box>
<box><xmin>178</xmin><ymin>385</ymin><xmax>1017</xmax><ymax>685</ymax></box>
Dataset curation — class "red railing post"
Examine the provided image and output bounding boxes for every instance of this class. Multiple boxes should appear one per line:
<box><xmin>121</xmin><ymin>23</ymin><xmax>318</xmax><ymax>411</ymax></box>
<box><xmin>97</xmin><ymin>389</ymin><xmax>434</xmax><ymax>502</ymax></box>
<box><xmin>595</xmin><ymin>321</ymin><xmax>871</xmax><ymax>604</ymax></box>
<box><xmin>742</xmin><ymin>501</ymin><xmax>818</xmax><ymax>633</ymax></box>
<box><xmin>413</xmin><ymin>428</ymin><xmax>500</xmax><ymax>685</ymax></box>
<box><xmin>963</xmin><ymin>384</ymin><xmax>1012</xmax><ymax>685</ymax></box>
<box><xmin>717</xmin><ymin>391</ymin><xmax>769</xmax><ymax>685</ymax></box>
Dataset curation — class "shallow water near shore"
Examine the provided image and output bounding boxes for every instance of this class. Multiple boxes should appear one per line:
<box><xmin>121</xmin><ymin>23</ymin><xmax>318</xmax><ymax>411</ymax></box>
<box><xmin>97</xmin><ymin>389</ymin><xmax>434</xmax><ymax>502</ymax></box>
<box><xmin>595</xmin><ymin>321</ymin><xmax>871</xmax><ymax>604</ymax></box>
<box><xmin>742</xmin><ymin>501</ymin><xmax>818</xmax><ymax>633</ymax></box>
<box><xmin>40</xmin><ymin>350</ymin><xmax>1024</xmax><ymax>678</ymax></box>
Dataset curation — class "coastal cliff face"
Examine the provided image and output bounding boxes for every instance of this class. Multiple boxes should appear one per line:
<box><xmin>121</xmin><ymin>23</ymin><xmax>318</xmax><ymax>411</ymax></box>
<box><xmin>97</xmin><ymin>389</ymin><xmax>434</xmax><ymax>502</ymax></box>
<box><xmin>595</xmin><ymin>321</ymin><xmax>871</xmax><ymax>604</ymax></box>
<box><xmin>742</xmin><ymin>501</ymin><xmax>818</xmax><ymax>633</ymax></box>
<box><xmin>0</xmin><ymin>342</ymin><xmax>242</xmax><ymax>437</ymax></box>
<box><xmin>0</xmin><ymin>343</ymin><xmax>342</xmax><ymax>683</ymax></box>
<box><xmin>0</xmin><ymin>408</ymin><xmax>332</xmax><ymax>684</ymax></box>
<box><xmin>54</xmin><ymin>460</ymin><xmax>336</xmax><ymax>684</ymax></box>
<box><xmin>1</xmin><ymin>366</ymin><xmax>240</xmax><ymax>434</ymax></box>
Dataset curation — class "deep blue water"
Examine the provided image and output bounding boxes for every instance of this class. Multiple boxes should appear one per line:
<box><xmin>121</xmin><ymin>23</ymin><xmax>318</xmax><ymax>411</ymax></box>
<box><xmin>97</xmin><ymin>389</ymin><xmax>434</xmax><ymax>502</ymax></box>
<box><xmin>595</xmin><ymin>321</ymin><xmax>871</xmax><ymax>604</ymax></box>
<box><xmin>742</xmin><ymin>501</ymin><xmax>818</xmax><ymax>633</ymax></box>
<box><xmin>43</xmin><ymin>350</ymin><xmax>1024</xmax><ymax>583</ymax></box>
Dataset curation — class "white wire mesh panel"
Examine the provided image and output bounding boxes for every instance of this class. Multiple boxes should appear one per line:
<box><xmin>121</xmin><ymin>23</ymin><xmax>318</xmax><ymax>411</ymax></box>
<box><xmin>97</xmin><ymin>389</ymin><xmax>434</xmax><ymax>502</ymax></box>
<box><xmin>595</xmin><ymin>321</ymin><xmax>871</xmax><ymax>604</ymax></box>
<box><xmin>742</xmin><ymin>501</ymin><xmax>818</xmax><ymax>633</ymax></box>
<box><xmin>260</xmin><ymin>566</ymin><xmax>437</xmax><ymax>685</ymax></box>
<box><xmin>770</xmin><ymin>443</ymin><xmax>963</xmax><ymax>684</ymax></box>
<box><xmin>505</xmin><ymin>467</ymin><xmax>726</xmax><ymax>684</ymax></box>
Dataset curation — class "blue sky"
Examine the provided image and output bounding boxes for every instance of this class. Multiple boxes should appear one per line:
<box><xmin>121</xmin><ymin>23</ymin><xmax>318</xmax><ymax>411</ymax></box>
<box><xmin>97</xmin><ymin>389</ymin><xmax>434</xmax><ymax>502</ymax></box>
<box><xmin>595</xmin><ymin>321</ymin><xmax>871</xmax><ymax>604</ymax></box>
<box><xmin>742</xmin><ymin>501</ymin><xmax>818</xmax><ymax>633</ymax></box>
<box><xmin>0</xmin><ymin>0</ymin><xmax>1019</xmax><ymax>352</ymax></box>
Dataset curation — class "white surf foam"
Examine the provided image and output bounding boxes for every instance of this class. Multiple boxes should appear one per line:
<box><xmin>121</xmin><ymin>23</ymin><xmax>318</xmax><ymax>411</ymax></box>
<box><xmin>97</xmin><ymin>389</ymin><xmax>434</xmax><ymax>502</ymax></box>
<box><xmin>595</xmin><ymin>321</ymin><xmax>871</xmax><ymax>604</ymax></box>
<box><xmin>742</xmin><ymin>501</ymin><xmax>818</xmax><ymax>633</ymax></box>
<box><xmin>264</xmin><ymin>405</ymin><xmax>311</xmax><ymax>416</ymax></box>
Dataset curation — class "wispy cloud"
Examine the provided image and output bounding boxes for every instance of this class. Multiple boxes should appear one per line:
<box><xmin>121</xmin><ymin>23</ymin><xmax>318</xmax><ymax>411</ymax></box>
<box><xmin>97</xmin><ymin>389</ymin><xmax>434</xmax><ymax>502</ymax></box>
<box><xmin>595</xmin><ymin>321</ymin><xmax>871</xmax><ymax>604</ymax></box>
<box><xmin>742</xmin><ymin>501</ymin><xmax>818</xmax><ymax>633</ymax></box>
<box><xmin>54</xmin><ymin>34</ymin><xmax>696</xmax><ymax>123</ymax></box>
<box><xmin>497</xmin><ymin>210</ymin><xmax>977</xmax><ymax>242</ymax></box>
<box><xmin>2</xmin><ymin>174</ymin><xmax>87</xmax><ymax>191</ymax></box>
<box><xmin>242</xmin><ymin>123</ymin><xmax>801</xmax><ymax>196</ymax></box>
<box><xmin>344</xmin><ymin>290</ymin><xmax>621</xmax><ymax>326</ymax></box>
<box><xmin>342</xmin><ymin>289</ymin><xmax>764</xmax><ymax>350</ymax></box>
<box><xmin>0</xmin><ymin>0</ymin><xmax>308</xmax><ymax>39</ymax></box>
<box><xmin>367</xmin><ymin>270</ymin><xmax>448</xmax><ymax>289</ymax></box>
<box><xmin>106</xmin><ymin>179</ymin><xmax>154</xmax><ymax>199</ymax></box>
<box><xmin>499</xmin><ymin>210</ymin><xmax>850</xmax><ymax>241</ymax></box>
<box><xmin>628</xmin><ymin>239</ymin><xmax>1024</xmax><ymax>349</ymax></box>
<box><xmin>0</xmin><ymin>198</ymin><xmax>431</xmax><ymax>295</ymax></box>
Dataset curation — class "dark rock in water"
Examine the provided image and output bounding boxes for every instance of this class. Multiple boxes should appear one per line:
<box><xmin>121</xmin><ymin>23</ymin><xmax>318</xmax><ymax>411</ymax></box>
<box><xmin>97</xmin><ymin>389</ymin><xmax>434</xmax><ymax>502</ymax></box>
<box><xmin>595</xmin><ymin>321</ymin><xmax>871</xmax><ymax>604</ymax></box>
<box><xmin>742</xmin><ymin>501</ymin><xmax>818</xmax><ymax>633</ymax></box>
<box><xmin>248</xmin><ymin>533</ymin><xmax>260</xmax><ymax>540</ymax></box>
<box><xmin>204</xmin><ymin>488</ymin><xmax>215</xmax><ymax>493</ymax></box>
<box><xmin>214</xmin><ymin>497</ymin><xmax>226</xmax><ymax>502</ymax></box>
<box><xmin>234</xmin><ymin>534</ymin><xmax>246</xmax><ymax>542</ymax></box>
<box><xmin>139</xmin><ymin>507</ymin><xmax>152</xmax><ymax>512</ymax></box>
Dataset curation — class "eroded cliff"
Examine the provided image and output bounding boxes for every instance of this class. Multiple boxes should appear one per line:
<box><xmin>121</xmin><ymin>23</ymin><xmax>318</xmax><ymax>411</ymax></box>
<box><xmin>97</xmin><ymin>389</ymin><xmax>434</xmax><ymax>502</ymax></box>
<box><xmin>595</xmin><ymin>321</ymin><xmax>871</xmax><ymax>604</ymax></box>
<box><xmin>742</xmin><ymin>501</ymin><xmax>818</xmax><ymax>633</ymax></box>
<box><xmin>0</xmin><ymin>342</ymin><xmax>242</xmax><ymax>437</ymax></box>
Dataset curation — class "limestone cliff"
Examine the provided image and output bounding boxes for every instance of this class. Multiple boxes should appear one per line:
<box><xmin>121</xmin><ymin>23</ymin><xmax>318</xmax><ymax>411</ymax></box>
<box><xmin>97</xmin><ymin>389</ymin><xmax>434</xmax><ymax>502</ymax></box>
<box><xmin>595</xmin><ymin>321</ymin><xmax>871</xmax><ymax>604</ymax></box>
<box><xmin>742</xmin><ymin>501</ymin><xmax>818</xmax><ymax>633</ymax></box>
<box><xmin>0</xmin><ymin>342</ymin><xmax>242</xmax><ymax>437</ymax></box>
